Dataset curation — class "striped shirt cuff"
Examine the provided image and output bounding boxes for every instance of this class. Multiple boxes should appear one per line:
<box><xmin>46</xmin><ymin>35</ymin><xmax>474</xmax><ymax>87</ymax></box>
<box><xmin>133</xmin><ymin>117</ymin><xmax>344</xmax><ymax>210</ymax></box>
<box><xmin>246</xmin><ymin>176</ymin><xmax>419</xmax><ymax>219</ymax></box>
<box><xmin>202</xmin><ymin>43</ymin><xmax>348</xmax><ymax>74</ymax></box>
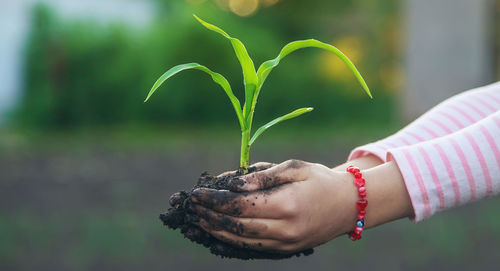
<box><xmin>386</xmin><ymin>148</ymin><xmax>431</xmax><ymax>222</ymax></box>
<box><xmin>348</xmin><ymin>143</ymin><xmax>388</xmax><ymax>162</ymax></box>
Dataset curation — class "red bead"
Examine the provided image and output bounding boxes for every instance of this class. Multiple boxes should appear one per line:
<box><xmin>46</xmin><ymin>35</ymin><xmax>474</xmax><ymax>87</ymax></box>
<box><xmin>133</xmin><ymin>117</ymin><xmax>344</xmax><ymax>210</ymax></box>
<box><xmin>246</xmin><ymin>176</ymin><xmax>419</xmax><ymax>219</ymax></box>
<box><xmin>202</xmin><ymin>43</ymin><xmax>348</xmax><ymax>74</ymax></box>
<box><xmin>349</xmin><ymin>231</ymin><xmax>361</xmax><ymax>241</ymax></box>
<box><xmin>347</xmin><ymin>165</ymin><xmax>369</xmax><ymax>242</ymax></box>
<box><xmin>347</xmin><ymin>166</ymin><xmax>358</xmax><ymax>173</ymax></box>
<box><xmin>354</xmin><ymin>178</ymin><xmax>365</xmax><ymax>187</ymax></box>
<box><xmin>357</xmin><ymin>199</ymin><xmax>368</xmax><ymax>210</ymax></box>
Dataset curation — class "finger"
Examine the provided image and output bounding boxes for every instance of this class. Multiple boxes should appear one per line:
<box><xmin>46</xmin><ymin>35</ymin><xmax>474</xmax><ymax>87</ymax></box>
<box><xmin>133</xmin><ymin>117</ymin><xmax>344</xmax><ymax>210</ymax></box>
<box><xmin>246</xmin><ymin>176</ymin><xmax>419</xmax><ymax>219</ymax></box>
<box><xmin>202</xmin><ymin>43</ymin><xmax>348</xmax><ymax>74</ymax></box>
<box><xmin>189</xmin><ymin>204</ymin><xmax>291</xmax><ymax>240</ymax></box>
<box><xmin>181</xmin><ymin>224</ymin><xmax>212</xmax><ymax>246</ymax></box>
<box><xmin>217</xmin><ymin>162</ymin><xmax>276</xmax><ymax>178</ymax></box>
<box><xmin>195</xmin><ymin>218</ymin><xmax>293</xmax><ymax>252</ymax></box>
<box><xmin>217</xmin><ymin>170</ymin><xmax>237</xmax><ymax>178</ymax></box>
<box><xmin>169</xmin><ymin>191</ymin><xmax>188</xmax><ymax>207</ymax></box>
<box><xmin>190</xmin><ymin>187</ymin><xmax>292</xmax><ymax>218</ymax></box>
<box><xmin>248</xmin><ymin>162</ymin><xmax>276</xmax><ymax>172</ymax></box>
<box><xmin>228</xmin><ymin>159</ymin><xmax>311</xmax><ymax>192</ymax></box>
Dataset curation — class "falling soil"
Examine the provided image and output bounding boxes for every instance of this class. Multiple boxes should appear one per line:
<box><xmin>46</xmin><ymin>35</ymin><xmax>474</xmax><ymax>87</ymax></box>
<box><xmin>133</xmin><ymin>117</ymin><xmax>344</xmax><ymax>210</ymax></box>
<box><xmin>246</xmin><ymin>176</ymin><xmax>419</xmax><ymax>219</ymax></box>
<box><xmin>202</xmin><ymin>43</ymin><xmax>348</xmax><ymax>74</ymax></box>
<box><xmin>159</xmin><ymin>166</ymin><xmax>314</xmax><ymax>260</ymax></box>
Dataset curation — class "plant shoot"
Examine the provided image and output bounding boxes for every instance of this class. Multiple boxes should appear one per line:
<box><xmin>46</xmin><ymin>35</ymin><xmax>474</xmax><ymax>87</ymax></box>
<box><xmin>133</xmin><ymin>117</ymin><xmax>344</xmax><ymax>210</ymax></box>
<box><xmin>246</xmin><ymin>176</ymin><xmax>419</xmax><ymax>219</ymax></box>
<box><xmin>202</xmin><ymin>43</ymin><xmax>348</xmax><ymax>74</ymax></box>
<box><xmin>145</xmin><ymin>15</ymin><xmax>372</xmax><ymax>174</ymax></box>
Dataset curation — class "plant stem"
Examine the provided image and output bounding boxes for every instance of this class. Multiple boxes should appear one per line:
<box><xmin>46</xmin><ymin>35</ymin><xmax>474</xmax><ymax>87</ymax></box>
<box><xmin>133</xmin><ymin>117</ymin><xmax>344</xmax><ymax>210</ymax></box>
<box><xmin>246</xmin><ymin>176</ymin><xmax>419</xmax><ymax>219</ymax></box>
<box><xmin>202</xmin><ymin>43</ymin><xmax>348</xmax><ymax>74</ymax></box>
<box><xmin>239</xmin><ymin>129</ymin><xmax>250</xmax><ymax>174</ymax></box>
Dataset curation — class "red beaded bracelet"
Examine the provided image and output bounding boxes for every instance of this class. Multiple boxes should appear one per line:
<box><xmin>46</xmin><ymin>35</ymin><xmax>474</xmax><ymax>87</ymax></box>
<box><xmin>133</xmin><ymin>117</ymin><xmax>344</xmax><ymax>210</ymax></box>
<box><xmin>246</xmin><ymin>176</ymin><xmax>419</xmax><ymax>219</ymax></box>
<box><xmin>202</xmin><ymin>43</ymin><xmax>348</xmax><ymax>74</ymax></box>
<box><xmin>346</xmin><ymin>165</ymin><xmax>367</xmax><ymax>241</ymax></box>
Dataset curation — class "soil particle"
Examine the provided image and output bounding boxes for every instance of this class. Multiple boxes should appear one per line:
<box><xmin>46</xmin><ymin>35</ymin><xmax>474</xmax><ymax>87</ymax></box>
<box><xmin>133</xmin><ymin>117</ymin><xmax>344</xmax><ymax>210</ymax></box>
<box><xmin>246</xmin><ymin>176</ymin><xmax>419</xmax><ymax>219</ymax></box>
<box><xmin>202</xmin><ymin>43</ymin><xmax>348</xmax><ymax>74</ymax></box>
<box><xmin>227</xmin><ymin>177</ymin><xmax>245</xmax><ymax>191</ymax></box>
<box><xmin>159</xmin><ymin>167</ymin><xmax>314</xmax><ymax>260</ymax></box>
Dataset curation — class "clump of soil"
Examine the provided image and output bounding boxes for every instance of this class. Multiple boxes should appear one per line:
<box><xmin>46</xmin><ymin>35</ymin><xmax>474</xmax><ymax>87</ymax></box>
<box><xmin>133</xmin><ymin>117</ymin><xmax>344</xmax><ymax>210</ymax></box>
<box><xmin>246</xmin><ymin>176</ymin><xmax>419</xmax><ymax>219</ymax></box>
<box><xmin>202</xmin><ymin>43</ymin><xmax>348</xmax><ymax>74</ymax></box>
<box><xmin>159</xmin><ymin>166</ymin><xmax>314</xmax><ymax>260</ymax></box>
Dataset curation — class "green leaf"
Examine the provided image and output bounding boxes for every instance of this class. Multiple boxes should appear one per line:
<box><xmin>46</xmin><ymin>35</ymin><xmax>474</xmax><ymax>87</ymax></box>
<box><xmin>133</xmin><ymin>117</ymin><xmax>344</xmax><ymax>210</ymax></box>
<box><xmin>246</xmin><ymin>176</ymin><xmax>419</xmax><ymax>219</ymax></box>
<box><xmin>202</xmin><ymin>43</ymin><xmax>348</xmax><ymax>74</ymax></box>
<box><xmin>193</xmin><ymin>15</ymin><xmax>258</xmax><ymax>122</ymax></box>
<box><xmin>255</xmin><ymin>39</ymin><xmax>372</xmax><ymax>106</ymax></box>
<box><xmin>249</xmin><ymin>107</ymin><xmax>314</xmax><ymax>146</ymax></box>
<box><xmin>193</xmin><ymin>15</ymin><xmax>257</xmax><ymax>87</ymax></box>
<box><xmin>144</xmin><ymin>63</ymin><xmax>244</xmax><ymax>129</ymax></box>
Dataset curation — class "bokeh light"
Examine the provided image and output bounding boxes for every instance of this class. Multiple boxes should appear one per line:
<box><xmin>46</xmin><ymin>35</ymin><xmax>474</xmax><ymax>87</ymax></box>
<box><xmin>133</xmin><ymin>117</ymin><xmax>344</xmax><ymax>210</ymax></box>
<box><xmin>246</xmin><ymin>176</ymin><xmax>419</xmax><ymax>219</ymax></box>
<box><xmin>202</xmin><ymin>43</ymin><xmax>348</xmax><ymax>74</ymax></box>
<box><xmin>188</xmin><ymin>0</ymin><xmax>280</xmax><ymax>17</ymax></box>
<box><xmin>229</xmin><ymin>0</ymin><xmax>259</xmax><ymax>17</ymax></box>
<box><xmin>319</xmin><ymin>36</ymin><xmax>363</xmax><ymax>83</ymax></box>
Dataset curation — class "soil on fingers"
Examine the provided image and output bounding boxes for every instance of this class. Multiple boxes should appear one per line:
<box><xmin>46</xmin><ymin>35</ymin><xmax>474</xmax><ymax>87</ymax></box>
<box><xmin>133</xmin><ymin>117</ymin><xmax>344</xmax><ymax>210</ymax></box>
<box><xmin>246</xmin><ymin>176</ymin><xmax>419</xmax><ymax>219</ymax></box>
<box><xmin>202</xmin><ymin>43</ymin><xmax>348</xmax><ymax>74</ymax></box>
<box><xmin>159</xmin><ymin>166</ymin><xmax>314</xmax><ymax>260</ymax></box>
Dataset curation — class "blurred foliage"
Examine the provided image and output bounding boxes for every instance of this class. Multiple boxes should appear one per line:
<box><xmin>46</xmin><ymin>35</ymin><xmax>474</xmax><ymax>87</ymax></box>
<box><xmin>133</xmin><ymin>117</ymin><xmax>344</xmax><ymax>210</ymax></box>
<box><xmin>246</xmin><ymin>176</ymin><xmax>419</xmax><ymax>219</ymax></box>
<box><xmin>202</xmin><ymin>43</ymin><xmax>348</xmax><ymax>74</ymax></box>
<box><xmin>15</xmin><ymin>0</ymin><xmax>403</xmax><ymax>131</ymax></box>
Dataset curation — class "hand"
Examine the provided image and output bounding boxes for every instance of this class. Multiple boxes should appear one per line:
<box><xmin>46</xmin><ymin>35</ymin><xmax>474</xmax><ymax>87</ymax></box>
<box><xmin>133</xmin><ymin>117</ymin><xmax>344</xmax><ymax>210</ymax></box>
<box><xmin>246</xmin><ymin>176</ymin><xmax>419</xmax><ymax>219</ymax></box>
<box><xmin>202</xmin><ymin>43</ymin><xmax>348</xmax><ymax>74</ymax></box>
<box><xmin>187</xmin><ymin>159</ymin><xmax>413</xmax><ymax>254</ymax></box>
<box><xmin>189</xmin><ymin>159</ymin><xmax>349</xmax><ymax>253</ymax></box>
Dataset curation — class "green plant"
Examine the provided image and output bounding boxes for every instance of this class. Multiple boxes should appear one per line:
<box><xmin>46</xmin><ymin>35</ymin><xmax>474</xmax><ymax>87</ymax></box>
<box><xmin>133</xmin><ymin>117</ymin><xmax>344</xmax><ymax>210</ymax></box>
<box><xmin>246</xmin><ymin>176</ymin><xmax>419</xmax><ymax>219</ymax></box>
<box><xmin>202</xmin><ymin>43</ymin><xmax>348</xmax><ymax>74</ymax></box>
<box><xmin>145</xmin><ymin>15</ymin><xmax>372</xmax><ymax>174</ymax></box>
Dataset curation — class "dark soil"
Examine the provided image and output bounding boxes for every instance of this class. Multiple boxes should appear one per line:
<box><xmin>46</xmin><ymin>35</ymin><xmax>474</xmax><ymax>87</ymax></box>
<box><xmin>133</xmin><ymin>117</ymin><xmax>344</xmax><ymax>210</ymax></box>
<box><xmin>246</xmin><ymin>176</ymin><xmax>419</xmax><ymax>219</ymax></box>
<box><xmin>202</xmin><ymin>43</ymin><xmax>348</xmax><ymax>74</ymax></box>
<box><xmin>159</xmin><ymin>166</ymin><xmax>314</xmax><ymax>260</ymax></box>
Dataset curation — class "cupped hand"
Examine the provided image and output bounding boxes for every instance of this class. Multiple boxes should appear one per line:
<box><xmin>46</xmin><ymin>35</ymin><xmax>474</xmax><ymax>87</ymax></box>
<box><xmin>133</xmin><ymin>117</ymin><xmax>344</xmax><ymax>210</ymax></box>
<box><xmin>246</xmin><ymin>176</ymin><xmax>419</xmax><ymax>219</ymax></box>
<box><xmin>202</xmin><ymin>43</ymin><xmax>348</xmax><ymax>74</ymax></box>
<box><xmin>186</xmin><ymin>159</ymin><xmax>359</xmax><ymax>254</ymax></box>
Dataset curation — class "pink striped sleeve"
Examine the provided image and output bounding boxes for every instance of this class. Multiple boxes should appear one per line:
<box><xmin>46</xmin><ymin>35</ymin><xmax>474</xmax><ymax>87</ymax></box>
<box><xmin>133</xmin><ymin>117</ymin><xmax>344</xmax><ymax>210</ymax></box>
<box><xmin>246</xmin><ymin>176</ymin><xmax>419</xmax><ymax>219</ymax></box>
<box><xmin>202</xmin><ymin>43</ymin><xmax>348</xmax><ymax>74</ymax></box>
<box><xmin>348</xmin><ymin>81</ymin><xmax>500</xmax><ymax>161</ymax></box>
<box><xmin>387</xmin><ymin>111</ymin><xmax>500</xmax><ymax>222</ymax></box>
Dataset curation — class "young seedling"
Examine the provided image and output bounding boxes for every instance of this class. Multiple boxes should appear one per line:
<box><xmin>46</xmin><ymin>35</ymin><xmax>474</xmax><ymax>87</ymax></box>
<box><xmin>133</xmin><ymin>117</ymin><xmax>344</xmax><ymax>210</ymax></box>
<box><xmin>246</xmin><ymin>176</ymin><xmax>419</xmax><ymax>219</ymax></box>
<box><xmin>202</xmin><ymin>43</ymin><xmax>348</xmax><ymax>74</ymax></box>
<box><xmin>145</xmin><ymin>15</ymin><xmax>372</xmax><ymax>174</ymax></box>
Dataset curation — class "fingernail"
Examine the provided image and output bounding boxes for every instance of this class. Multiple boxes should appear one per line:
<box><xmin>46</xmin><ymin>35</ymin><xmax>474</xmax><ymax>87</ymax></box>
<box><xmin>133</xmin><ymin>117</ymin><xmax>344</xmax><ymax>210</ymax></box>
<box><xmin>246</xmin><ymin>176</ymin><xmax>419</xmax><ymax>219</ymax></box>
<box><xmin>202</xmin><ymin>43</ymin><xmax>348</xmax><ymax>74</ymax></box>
<box><xmin>169</xmin><ymin>191</ymin><xmax>188</xmax><ymax>207</ymax></box>
<box><xmin>190</xmin><ymin>189</ymin><xmax>202</xmax><ymax>203</ymax></box>
<box><xmin>190</xmin><ymin>189</ymin><xmax>203</xmax><ymax>203</ymax></box>
<box><xmin>192</xmin><ymin>188</ymin><xmax>217</xmax><ymax>195</ymax></box>
<box><xmin>191</xmin><ymin>188</ymin><xmax>219</xmax><ymax>201</ymax></box>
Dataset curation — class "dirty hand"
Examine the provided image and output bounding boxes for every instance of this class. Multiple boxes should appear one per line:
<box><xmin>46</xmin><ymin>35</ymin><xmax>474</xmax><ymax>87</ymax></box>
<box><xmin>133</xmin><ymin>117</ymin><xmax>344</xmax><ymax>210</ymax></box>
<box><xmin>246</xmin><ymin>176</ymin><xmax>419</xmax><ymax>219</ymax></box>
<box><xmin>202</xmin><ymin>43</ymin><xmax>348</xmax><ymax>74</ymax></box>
<box><xmin>186</xmin><ymin>159</ymin><xmax>414</xmax><ymax>254</ymax></box>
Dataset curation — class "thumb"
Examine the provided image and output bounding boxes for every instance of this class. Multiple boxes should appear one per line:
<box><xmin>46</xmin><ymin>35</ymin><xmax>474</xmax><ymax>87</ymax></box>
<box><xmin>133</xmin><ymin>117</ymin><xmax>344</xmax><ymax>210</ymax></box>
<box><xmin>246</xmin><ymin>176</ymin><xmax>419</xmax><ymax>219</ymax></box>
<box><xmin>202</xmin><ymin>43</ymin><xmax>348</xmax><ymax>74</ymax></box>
<box><xmin>217</xmin><ymin>162</ymin><xmax>276</xmax><ymax>178</ymax></box>
<box><xmin>228</xmin><ymin>159</ymin><xmax>310</xmax><ymax>192</ymax></box>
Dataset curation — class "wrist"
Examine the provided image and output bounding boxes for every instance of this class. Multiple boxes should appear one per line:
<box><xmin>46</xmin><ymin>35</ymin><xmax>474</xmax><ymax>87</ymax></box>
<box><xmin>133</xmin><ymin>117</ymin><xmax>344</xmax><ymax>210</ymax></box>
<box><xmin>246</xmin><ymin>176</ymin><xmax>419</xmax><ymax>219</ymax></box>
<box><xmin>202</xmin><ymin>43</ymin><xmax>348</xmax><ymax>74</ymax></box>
<box><xmin>327</xmin><ymin>161</ymin><xmax>413</xmax><ymax>239</ymax></box>
<box><xmin>361</xmin><ymin>161</ymin><xmax>414</xmax><ymax>229</ymax></box>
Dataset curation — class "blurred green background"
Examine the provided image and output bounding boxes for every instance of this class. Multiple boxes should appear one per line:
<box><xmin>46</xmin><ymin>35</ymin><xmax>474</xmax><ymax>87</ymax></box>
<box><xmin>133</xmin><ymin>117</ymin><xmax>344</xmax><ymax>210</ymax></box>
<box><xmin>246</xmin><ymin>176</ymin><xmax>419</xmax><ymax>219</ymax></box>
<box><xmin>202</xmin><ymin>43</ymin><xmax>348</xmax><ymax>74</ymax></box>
<box><xmin>14</xmin><ymin>0</ymin><xmax>399</xmax><ymax>130</ymax></box>
<box><xmin>1</xmin><ymin>0</ymin><xmax>499</xmax><ymax>270</ymax></box>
